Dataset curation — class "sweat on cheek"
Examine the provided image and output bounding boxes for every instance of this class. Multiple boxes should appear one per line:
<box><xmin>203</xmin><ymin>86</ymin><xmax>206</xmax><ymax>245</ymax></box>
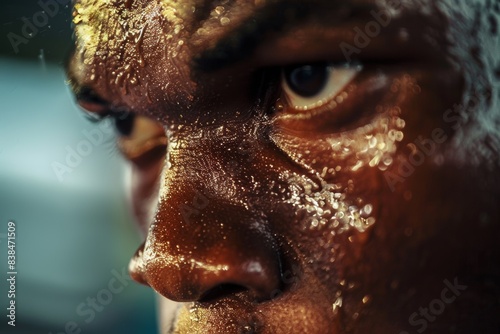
<box><xmin>271</xmin><ymin>75</ymin><xmax>411</xmax><ymax>236</ymax></box>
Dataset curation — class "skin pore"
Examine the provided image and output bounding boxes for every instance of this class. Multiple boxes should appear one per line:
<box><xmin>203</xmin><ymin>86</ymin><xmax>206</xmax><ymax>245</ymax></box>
<box><xmin>67</xmin><ymin>0</ymin><xmax>500</xmax><ymax>333</ymax></box>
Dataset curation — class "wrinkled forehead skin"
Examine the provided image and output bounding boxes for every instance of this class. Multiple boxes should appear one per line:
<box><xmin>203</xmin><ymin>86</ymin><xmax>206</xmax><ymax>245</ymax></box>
<box><xmin>71</xmin><ymin>0</ymin><xmax>500</xmax><ymax>161</ymax></box>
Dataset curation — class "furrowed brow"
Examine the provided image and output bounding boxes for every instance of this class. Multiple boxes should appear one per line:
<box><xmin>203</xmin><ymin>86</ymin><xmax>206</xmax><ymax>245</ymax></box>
<box><xmin>194</xmin><ymin>0</ymin><xmax>375</xmax><ymax>71</ymax></box>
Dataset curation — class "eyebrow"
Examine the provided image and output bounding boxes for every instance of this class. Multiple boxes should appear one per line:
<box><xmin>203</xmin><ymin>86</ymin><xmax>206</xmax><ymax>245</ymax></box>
<box><xmin>194</xmin><ymin>0</ymin><xmax>375</xmax><ymax>71</ymax></box>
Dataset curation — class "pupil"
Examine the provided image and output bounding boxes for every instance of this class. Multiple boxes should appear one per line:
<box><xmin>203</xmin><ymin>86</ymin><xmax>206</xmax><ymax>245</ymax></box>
<box><xmin>114</xmin><ymin>112</ymin><xmax>135</xmax><ymax>136</ymax></box>
<box><xmin>285</xmin><ymin>63</ymin><xmax>328</xmax><ymax>98</ymax></box>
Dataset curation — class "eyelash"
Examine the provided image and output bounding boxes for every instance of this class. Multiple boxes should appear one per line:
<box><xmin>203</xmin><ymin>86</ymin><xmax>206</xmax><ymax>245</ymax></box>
<box><xmin>260</xmin><ymin>62</ymin><xmax>363</xmax><ymax>125</ymax></box>
<box><xmin>252</xmin><ymin>67</ymin><xmax>283</xmax><ymax>115</ymax></box>
<box><xmin>269</xmin><ymin>63</ymin><xmax>398</xmax><ymax>134</ymax></box>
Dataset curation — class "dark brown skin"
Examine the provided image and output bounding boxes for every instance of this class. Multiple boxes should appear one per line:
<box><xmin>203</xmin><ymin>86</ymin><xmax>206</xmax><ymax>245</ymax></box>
<box><xmin>68</xmin><ymin>0</ymin><xmax>500</xmax><ymax>333</ymax></box>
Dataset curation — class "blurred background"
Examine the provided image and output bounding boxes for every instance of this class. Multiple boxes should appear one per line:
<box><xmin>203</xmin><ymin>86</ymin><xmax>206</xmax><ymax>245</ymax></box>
<box><xmin>0</xmin><ymin>1</ymin><xmax>158</xmax><ymax>333</ymax></box>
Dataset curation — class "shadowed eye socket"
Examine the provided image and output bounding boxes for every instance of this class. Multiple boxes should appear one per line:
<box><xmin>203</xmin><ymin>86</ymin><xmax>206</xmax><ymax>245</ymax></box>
<box><xmin>112</xmin><ymin>113</ymin><xmax>168</xmax><ymax>167</ymax></box>
<box><xmin>74</xmin><ymin>86</ymin><xmax>110</xmax><ymax>119</ymax></box>
<box><xmin>72</xmin><ymin>86</ymin><xmax>167</xmax><ymax>167</ymax></box>
<box><xmin>280</xmin><ymin>62</ymin><xmax>362</xmax><ymax>112</ymax></box>
<box><xmin>113</xmin><ymin>112</ymin><xmax>136</xmax><ymax>137</ymax></box>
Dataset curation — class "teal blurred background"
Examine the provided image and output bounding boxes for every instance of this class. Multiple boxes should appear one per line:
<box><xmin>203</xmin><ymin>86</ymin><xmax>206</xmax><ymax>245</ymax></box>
<box><xmin>0</xmin><ymin>1</ymin><xmax>158</xmax><ymax>333</ymax></box>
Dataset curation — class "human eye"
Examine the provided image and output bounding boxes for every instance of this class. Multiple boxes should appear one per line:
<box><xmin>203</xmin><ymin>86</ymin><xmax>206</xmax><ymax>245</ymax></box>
<box><xmin>73</xmin><ymin>86</ymin><xmax>167</xmax><ymax>167</ymax></box>
<box><xmin>112</xmin><ymin>112</ymin><xmax>168</xmax><ymax>167</ymax></box>
<box><xmin>268</xmin><ymin>58</ymin><xmax>388</xmax><ymax>135</ymax></box>
<box><xmin>280</xmin><ymin>62</ymin><xmax>362</xmax><ymax>112</ymax></box>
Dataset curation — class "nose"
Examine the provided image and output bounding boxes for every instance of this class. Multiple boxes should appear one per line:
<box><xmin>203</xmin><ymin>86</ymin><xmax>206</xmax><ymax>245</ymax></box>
<box><xmin>130</xmin><ymin>202</ymin><xmax>282</xmax><ymax>302</ymax></box>
<box><xmin>128</xmin><ymin>131</ymin><xmax>284</xmax><ymax>302</ymax></box>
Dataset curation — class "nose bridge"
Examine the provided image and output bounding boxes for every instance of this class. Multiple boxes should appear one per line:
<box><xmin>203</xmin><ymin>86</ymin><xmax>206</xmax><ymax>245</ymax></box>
<box><xmin>162</xmin><ymin>121</ymin><xmax>260</xmax><ymax>212</ymax></box>
<box><xmin>166</xmin><ymin>122</ymin><xmax>267</xmax><ymax>199</ymax></box>
<box><xmin>139</xmin><ymin>125</ymin><xmax>283</xmax><ymax>302</ymax></box>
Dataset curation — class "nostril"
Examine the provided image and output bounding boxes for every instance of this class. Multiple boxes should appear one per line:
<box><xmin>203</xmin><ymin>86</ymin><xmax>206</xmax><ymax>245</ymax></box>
<box><xmin>198</xmin><ymin>283</ymin><xmax>248</xmax><ymax>303</ymax></box>
<box><xmin>138</xmin><ymin>210</ymin><xmax>284</xmax><ymax>303</ymax></box>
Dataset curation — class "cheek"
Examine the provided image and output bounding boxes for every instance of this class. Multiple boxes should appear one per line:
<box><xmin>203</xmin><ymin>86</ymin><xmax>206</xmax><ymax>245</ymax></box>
<box><xmin>270</xmin><ymin>69</ymin><xmax>461</xmax><ymax>239</ymax></box>
<box><xmin>270</xmin><ymin>75</ymin><xmax>413</xmax><ymax>238</ymax></box>
<box><xmin>264</xmin><ymin>108</ymin><xmax>405</xmax><ymax>324</ymax></box>
<box><xmin>265</xmin><ymin>70</ymin><xmax>462</xmax><ymax>308</ymax></box>
<box><xmin>261</xmin><ymin>67</ymin><xmax>465</xmax><ymax>326</ymax></box>
<box><xmin>268</xmin><ymin>115</ymin><xmax>401</xmax><ymax>311</ymax></box>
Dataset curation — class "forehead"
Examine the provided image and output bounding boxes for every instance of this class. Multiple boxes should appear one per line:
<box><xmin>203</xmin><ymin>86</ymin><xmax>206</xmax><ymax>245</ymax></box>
<box><xmin>71</xmin><ymin>0</ymin><xmax>434</xmax><ymax>79</ymax></box>
<box><xmin>72</xmin><ymin>0</ymin><xmax>414</xmax><ymax>53</ymax></box>
<box><xmin>73</xmin><ymin>0</ymin><xmax>470</xmax><ymax>76</ymax></box>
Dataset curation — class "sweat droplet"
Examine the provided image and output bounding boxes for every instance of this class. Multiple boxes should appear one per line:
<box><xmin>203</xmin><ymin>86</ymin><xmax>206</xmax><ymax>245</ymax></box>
<box><xmin>362</xmin><ymin>204</ymin><xmax>373</xmax><ymax>216</ymax></box>
<box><xmin>332</xmin><ymin>295</ymin><xmax>343</xmax><ymax>315</ymax></box>
<box><xmin>220</xmin><ymin>17</ymin><xmax>230</xmax><ymax>26</ymax></box>
<box><xmin>189</xmin><ymin>306</ymin><xmax>200</xmax><ymax>322</ymax></box>
<box><xmin>135</xmin><ymin>24</ymin><xmax>148</xmax><ymax>67</ymax></box>
<box><xmin>395</xmin><ymin>131</ymin><xmax>404</xmax><ymax>141</ymax></box>
<box><xmin>285</xmin><ymin>173</ymin><xmax>376</xmax><ymax>234</ymax></box>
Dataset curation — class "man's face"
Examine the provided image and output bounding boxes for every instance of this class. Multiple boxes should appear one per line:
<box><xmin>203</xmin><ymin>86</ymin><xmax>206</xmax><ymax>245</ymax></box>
<box><xmin>68</xmin><ymin>0</ymin><xmax>500</xmax><ymax>333</ymax></box>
